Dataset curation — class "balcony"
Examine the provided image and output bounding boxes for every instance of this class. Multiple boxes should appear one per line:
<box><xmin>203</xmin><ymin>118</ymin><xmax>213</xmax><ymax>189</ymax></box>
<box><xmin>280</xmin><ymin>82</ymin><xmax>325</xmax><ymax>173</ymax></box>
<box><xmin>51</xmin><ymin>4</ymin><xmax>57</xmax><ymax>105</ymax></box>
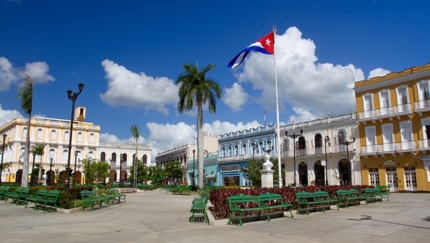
<box><xmin>414</xmin><ymin>100</ymin><xmax>430</xmax><ymax>115</ymax></box>
<box><xmin>110</xmin><ymin>162</ymin><xmax>130</xmax><ymax>170</ymax></box>
<box><xmin>361</xmin><ymin>141</ymin><xmax>416</xmax><ymax>158</ymax></box>
<box><xmin>359</xmin><ymin>104</ymin><xmax>412</xmax><ymax>123</ymax></box>
<box><xmin>418</xmin><ymin>139</ymin><xmax>430</xmax><ymax>152</ymax></box>
<box><xmin>218</xmin><ymin>154</ymin><xmax>252</xmax><ymax>162</ymax></box>
<box><xmin>282</xmin><ymin>145</ymin><xmax>351</xmax><ymax>158</ymax></box>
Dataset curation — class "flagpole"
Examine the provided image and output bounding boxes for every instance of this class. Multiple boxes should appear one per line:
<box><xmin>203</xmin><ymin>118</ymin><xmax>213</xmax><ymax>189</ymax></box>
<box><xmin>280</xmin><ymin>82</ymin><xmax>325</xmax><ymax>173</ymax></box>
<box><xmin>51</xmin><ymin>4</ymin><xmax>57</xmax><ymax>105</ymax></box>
<box><xmin>273</xmin><ymin>25</ymin><xmax>282</xmax><ymax>188</ymax></box>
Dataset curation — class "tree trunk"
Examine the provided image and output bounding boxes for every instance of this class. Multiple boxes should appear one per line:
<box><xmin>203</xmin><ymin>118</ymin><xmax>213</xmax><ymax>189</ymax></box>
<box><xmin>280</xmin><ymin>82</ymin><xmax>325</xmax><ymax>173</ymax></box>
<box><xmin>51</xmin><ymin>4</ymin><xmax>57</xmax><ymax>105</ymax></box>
<box><xmin>134</xmin><ymin>142</ymin><xmax>138</xmax><ymax>187</ymax></box>
<box><xmin>22</xmin><ymin>116</ymin><xmax>31</xmax><ymax>188</ymax></box>
<box><xmin>197</xmin><ymin>104</ymin><xmax>204</xmax><ymax>190</ymax></box>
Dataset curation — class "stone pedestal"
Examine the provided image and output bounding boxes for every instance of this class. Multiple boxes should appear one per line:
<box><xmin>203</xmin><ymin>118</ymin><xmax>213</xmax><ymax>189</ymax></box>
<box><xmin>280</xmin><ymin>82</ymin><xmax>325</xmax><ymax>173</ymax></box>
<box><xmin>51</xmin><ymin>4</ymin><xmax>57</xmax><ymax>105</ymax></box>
<box><xmin>260</xmin><ymin>154</ymin><xmax>274</xmax><ymax>188</ymax></box>
<box><xmin>42</xmin><ymin>175</ymin><xmax>47</xmax><ymax>186</ymax></box>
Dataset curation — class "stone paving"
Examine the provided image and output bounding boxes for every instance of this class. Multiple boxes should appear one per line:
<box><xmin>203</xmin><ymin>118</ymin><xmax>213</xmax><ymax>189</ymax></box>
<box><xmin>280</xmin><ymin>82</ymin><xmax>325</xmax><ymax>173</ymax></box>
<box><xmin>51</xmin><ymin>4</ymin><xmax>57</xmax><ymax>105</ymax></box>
<box><xmin>0</xmin><ymin>189</ymin><xmax>429</xmax><ymax>243</ymax></box>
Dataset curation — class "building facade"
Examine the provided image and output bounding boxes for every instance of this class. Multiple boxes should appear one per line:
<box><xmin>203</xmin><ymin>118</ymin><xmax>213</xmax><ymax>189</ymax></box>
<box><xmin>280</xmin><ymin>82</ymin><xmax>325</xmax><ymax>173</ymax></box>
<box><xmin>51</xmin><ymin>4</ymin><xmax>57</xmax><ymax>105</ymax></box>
<box><xmin>281</xmin><ymin>113</ymin><xmax>360</xmax><ymax>186</ymax></box>
<box><xmin>354</xmin><ymin>63</ymin><xmax>430</xmax><ymax>192</ymax></box>
<box><xmin>0</xmin><ymin>107</ymin><xmax>152</xmax><ymax>185</ymax></box>
<box><xmin>218</xmin><ymin>123</ymin><xmax>277</xmax><ymax>187</ymax></box>
<box><xmin>155</xmin><ymin>131</ymin><xmax>218</xmax><ymax>185</ymax></box>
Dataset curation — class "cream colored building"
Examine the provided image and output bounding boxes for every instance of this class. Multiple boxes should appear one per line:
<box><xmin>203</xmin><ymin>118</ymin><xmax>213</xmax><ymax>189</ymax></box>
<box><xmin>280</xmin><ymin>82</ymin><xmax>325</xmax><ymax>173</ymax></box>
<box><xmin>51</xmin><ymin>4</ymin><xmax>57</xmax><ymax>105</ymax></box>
<box><xmin>155</xmin><ymin>131</ymin><xmax>218</xmax><ymax>184</ymax></box>
<box><xmin>0</xmin><ymin>106</ymin><xmax>151</xmax><ymax>185</ymax></box>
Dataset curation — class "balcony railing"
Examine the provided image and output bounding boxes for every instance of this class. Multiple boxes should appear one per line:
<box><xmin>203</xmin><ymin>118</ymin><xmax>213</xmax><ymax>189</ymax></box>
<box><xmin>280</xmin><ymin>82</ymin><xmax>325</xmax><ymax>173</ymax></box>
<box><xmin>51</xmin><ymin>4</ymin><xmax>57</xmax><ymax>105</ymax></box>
<box><xmin>361</xmin><ymin>141</ymin><xmax>416</xmax><ymax>156</ymax></box>
<box><xmin>415</xmin><ymin>100</ymin><xmax>430</xmax><ymax>114</ymax></box>
<box><xmin>418</xmin><ymin>139</ymin><xmax>430</xmax><ymax>150</ymax></box>
<box><xmin>359</xmin><ymin>103</ymin><xmax>413</xmax><ymax>122</ymax></box>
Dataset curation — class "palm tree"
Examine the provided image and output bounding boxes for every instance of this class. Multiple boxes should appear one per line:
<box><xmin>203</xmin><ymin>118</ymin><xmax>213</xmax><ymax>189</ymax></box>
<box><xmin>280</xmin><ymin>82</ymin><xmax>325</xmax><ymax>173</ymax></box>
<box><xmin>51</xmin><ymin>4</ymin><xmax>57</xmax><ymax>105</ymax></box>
<box><xmin>130</xmin><ymin>125</ymin><xmax>140</xmax><ymax>188</ymax></box>
<box><xmin>30</xmin><ymin>144</ymin><xmax>45</xmax><ymax>186</ymax></box>
<box><xmin>17</xmin><ymin>75</ymin><xmax>33</xmax><ymax>188</ymax></box>
<box><xmin>175</xmin><ymin>63</ymin><xmax>222</xmax><ymax>189</ymax></box>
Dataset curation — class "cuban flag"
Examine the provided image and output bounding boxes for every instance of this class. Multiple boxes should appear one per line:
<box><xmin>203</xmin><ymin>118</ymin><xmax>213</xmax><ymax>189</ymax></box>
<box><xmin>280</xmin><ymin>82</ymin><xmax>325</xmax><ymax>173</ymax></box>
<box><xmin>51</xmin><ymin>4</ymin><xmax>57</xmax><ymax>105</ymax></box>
<box><xmin>228</xmin><ymin>32</ymin><xmax>274</xmax><ymax>68</ymax></box>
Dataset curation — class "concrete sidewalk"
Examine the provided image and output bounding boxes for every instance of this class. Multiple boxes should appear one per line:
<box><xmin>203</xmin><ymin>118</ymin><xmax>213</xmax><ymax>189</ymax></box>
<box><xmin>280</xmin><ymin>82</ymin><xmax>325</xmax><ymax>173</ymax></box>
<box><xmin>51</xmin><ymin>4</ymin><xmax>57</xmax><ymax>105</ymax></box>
<box><xmin>0</xmin><ymin>189</ymin><xmax>429</xmax><ymax>243</ymax></box>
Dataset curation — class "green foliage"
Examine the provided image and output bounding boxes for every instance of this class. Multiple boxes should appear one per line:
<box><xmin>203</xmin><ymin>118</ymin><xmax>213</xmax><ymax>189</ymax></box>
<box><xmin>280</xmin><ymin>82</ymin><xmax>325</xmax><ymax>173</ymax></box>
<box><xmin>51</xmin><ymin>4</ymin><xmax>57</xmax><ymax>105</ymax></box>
<box><xmin>82</xmin><ymin>159</ymin><xmax>110</xmax><ymax>184</ymax></box>
<box><xmin>129</xmin><ymin>160</ymin><xmax>151</xmax><ymax>184</ymax></box>
<box><xmin>30</xmin><ymin>163</ymin><xmax>45</xmax><ymax>185</ymax></box>
<box><xmin>241</xmin><ymin>158</ymin><xmax>284</xmax><ymax>187</ymax></box>
<box><xmin>149</xmin><ymin>165</ymin><xmax>166</xmax><ymax>185</ymax></box>
<box><xmin>164</xmin><ymin>161</ymin><xmax>183</xmax><ymax>179</ymax></box>
<box><xmin>57</xmin><ymin>190</ymin><xmax>75</xmax><ymax>209</ymax></box>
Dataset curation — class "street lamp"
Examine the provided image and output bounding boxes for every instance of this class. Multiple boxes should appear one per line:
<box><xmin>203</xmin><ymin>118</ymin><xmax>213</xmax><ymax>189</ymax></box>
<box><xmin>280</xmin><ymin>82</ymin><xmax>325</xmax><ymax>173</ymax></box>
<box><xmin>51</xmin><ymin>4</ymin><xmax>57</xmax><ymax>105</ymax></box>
<box><xmin>324</xmin><ymin>136</ymin><xmax>331</xmax><ymax>186</ymax></box>
<box><xmin>192</xmin><ymin>149</ymin><xmax>195</xmax><ymax>189</ymax></box>
<box><xmin>73</xmin><ymin>151</ymin><xmax>80</xmax><ymax>188</ymax></box>
<box><xmin>342</xmin><ymin>137</ymin><xmax>356</xmax><ymax>185</ymax></box>
<box><xmin>119</xmin><ymin>153</ymin><xmax>123</xmax><ymax>188</ymax></box>
<box><xmin>285</xmin><ymin>129</ymin><xmax>303</xmax><ymax>186</ymax></box>
<box><xmin>65</xmin><ymin>82</ymin><xmax>84</xmax><ymax>192</ymax></box>
<box><xmin>0</xmin><ymin>134</ymin><xmax>6</xmax><ymax>185</ymax></box>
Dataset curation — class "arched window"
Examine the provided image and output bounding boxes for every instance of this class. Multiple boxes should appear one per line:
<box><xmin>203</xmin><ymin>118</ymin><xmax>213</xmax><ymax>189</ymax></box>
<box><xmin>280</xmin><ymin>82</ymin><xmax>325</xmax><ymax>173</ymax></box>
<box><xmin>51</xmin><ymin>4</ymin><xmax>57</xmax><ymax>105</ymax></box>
<box><xmin>283</xmin><ymin>139</ymin><xmax>289</xmax><ymax>151</ymax></box>
<box><xmin>77</xmin><ymin>132</ymin><xmax>82</xmax><ymax>142</ymax></box>
<box><xmin>314</xmin><ymin>134</ymin><xmax>322</xmax><ymax>148</ymax></box>
<box><xmin>22</xmin><ymin>127</ymin><xmax>28</xmax><ymax>138</ymax></box>
<box><xmin>20</xmin><ymin>147</ymin><xmax>25</xmax><ymax>159</ymax></box>
<box><xmin>143</xmin><ymin>155</ymin><xmax>148</xmax><ymax>165</ymax></box>
<box><xmin>64</xmin><ymin>131</ymin><xmax>70</xmax><ymax>141</ymax></box>
<box><xmin>89</xmin><ymin>133</ymin><xmax>95</xmax><ymax>142</ymax></box>
<box><xmin>112</xmin><ymin>153</ymin><xmax>117</xmax><ymax>162</ymax></box>
<box><xmin>298</xmin><ymin>137</ymin><xmax>306</xmax><ymax>149</ymax></box>
<box><xmin>100</xmin><ymin>152</ymin><xmax>106</xmax><ymax>162</ymax></box>
<box><xmin>49</xmin><ymin>149</ymin><xmax>55</xmax><ymax>160</ymax></box>
<box><xmin>62</xmin><ymin>149</ymin><xmax>68</xmax><ymax>162</ymax></box>
<box><xmin>88</xmin><ymin>151</ymin><xmax>94</xmax><ymax>160</ymax></box>
<box><xmin>123</xmin><ymin>153</ymin><xmax>128</xmax><ymax>162</ymax></box>
<box><xmin>37</xmin><ymin>128</ymin><xmax>43</xmax><ymax>139</ymax></box>
<box><xmin>338</xmin><ymin>131</ymin><xmax>345</xmax><ymax>145</ymax></box>
<box><xmin>50</xmin><ymin>130</ymin><xmax>56</xmax><ymax>140</ymax></box>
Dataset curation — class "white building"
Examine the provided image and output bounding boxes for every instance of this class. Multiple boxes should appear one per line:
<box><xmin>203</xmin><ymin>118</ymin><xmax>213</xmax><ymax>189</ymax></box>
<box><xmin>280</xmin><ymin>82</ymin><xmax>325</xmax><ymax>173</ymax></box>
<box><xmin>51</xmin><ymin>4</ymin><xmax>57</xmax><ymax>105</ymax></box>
<box><xmin>0</xmin><ymin>106</ymin><xmax>151</xmax><ymax>185</ymax></box>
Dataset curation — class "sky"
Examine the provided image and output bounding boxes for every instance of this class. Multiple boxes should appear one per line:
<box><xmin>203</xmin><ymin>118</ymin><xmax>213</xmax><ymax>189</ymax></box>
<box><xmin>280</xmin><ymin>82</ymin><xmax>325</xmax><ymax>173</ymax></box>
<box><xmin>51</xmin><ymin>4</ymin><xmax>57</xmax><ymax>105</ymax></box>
<box><xmin>1</xmin><ymin>0</ymin><xmax>429</xmax><ymax>161</ymax></box>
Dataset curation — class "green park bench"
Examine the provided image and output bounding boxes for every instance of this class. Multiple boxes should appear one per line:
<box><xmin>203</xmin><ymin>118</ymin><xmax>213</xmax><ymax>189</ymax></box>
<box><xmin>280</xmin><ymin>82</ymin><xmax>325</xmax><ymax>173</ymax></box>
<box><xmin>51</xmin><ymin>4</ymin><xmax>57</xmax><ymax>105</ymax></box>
<box><xmin>80</xmin><ymin>189</ymin><xmax>108</xmax><ymax>211</ymax></box>
<box><xmin>6</xmin><ymin>187</ymin><xmax>30</xmax><ymax>205</ymax></box>
<box><xmin>227</xmin><ymin>194</ymin><xmax>267</xmax><ymax>226</ymax></box>
<box><xmin>374</xmin><ymin>185</ymin><xmax>390</xmax><ymax>201</ymax></box>
<box><xmin>25</xmin><ymin>189</ymin><xmax>48</xmax><ymax>208</ymax></box>
<box><xmin>295</xmin><ymin>191</ymin><xmax>339</xmax><ymax>215</ymax></box>
<box><xmin>0</xmin><ymin>186</ymin><xmax>10</xmax><ymax>200</ymax></box>
<box><xmin>190</xmin><ymin>190</ymin><xmax>210</xmax><ymax>223</ymax></box>
<box><xmin>34</xmin><ymin>190</ymin><xmax>60</xmax><ymax>213</ymax></box>
<box><xmin>257</xmin><ymin>192</ymin><xmax>294</xmax><ymax>220</ymax></box>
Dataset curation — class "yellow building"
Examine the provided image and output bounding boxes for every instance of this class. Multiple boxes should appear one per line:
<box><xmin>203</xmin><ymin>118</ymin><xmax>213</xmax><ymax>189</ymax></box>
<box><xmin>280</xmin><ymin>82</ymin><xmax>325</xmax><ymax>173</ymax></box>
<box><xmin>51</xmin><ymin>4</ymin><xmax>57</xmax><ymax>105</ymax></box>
<box><xmin>0</xmin><ymin>106</ymin><xmax>152</xmax><ymax>185</ymax></box>
<box><xmin>354</xmin><ymin>63</ymin><xmax>430</xmax><ymax>192</ymax></box>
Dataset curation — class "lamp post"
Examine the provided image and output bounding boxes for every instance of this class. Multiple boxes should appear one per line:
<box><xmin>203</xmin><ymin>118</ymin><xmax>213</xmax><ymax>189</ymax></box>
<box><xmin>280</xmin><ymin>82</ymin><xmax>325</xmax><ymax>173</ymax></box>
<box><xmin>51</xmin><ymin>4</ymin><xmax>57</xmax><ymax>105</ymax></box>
<box><xmin>324</xmin><ymin>136</ymin><xmax>331</xmax><ymax>186</ymax></box>
<box><xmin>65</xmin><ymin>82</ymin><xmax>84</xmax><ymax>192</ymax></box>
<box><xmin>48</xmin><ymin>157</ymin><xmax>54</xmax><ymax>186</ymax></box>
<box><xmin>0</xmin><ymin>134</ymin><xmax>6</xmax><ymax>185</ymax></box>
<box><xmin>86</xmin><ymin>157</ymin><xmax>92</xmax><ymax>185</ymax></box>
<box><xmin>192</xmin><ymin>149</ymin><xmax>195</xmax><ymax>189</ymax></box>
<box><xmin>342</xmin><ymin>137</ymin><xmax>355</xmax><ymax>185</ymax></box>
<box><xmin>73</xmin><ymin>151</ymin><xmax>79</xmax><ymax>188</ymax></box>
<box><xmin>119</xmin><ymin>154</ymin><xmax>123</xmax><ymax>188</ymax></box>
<box><xmin>285</xmin><ymin>129</ymin><xmax>303</xmax><ymax>186</ymax></box>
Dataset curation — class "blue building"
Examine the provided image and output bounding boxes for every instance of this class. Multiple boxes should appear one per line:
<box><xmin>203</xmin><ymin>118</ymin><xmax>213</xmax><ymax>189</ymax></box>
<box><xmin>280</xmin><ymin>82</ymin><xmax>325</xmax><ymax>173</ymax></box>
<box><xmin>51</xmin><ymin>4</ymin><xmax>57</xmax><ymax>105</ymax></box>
<box><xmin>217</xmin><ymin>124</ymin><xmax>277</xmax><ymax>186</ymax></box>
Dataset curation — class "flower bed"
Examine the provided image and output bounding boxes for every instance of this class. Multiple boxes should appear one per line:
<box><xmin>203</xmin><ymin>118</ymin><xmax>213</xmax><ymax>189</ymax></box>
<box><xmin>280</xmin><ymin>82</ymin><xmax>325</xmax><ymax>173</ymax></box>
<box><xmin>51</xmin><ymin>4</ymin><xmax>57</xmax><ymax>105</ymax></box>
<box><xmin>208</xmin><ymin>185</ymin><xmax>371</xmax><ymax>220</ymax></box>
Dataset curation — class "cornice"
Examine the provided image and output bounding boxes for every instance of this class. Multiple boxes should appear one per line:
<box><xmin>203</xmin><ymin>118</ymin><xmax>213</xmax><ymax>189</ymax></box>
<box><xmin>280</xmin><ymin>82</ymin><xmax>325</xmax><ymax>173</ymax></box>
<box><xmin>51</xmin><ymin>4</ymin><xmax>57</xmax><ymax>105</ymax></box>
<box><xmin>354</xmin><ymin>69</ymin><xmax>430</xmax><ymax>93</ymax></box>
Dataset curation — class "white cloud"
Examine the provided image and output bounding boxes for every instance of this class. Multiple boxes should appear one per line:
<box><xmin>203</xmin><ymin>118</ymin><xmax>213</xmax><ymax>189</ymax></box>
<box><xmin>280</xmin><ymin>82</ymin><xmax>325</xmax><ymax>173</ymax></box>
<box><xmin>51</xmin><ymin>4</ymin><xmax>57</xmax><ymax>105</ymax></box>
<box><xmin>368</xmin><ymin>68</ymin><xmax>391</xmax><ymax>79</ymax></box>
<box><xmin>0</xmin><ymin>104</ymin><xmax>22</xmax><ymax>127</ymax></box>
<box><xmin>0</xmin><ymin>57</ymin><xmax>54</xmax><ymax>91</ymax></box>
<box><xmin>99</xmin><ymin>132</ymin><xmax>147</xmax><ymax>145</ymax></box>
<box><xmin>20</xmin><ymin>62</ymin><xmax>55</xmax><ymax>84</ymax></box>
<box><xmin>145</xmin><ymin>120</ymin><xmax>262</xmax><ymax>161</ymax></box>
<box><xmin>287</xmin><ymin>107</ymin><xmax>318</xmax><ymax>124</ymax></box>
<box><xmin>100</xmin><ymin>59</ymin><xmax>178</xmax><ymax>114</ymax></box>
<box><xmin>223</xmin><ymin>82</ymin><xmax>249</xmax><ymax>112</ymax></box>
<box><xmin>235</xmin><ymin>27</ymin><xmax>365</xmax><ymax>119</ymax></box>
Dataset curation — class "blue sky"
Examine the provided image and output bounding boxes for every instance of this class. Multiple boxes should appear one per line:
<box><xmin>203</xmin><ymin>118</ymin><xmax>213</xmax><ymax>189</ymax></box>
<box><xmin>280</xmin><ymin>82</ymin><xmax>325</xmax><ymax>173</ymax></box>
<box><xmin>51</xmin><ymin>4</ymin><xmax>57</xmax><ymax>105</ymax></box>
<box><xmin>1</xmin><ymin>0</ymin><xmax>429</xmax><ymax>160</ymax></box>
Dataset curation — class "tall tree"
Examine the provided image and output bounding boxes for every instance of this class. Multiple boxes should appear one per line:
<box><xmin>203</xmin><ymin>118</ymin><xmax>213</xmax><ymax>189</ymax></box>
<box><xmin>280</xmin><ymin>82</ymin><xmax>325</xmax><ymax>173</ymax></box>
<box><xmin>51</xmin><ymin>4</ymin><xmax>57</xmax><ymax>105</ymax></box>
<box><xmin>176</xmin><ymin>63</ymin><xmax>222</xmax><ymax>189</ymax></box>
<box><xmin>17</xmin><ymin>75</ymin><xmax>33</xmax><ymax>188</ymax></box>
<box><xmin>130</xmin><ymin>125</ymin><xmax>140</xmax><ymax>188</ymax></box>
<box><xmin>30</xmin><ymin>144</ymin><xmax>45</xmax><ymax>186</ymax></box>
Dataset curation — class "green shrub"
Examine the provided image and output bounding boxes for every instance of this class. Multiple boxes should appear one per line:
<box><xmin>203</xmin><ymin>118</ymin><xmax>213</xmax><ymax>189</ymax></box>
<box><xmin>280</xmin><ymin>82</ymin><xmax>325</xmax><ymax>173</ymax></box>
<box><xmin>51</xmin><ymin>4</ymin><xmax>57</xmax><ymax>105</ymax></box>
<box><xmin>57</xmin><ymin>191</ymin><xmax>75</xmax><ymax>209</ymax></box>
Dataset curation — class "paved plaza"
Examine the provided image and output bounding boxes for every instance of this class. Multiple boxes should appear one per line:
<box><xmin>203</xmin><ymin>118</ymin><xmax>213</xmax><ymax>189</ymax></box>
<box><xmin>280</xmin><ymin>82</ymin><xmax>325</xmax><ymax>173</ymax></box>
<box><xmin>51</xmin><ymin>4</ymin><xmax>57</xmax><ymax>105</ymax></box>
<box><xmin>0</xmin><ymin>189</ymin><xmax>429</xmax><ymax>243</ymax></box>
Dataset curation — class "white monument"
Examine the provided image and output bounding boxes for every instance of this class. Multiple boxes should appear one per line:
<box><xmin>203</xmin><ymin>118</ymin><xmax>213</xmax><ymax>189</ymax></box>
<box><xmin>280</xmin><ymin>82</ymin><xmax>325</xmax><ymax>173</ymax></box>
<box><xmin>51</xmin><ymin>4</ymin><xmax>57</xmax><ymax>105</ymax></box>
<box><xmin>260</xmin><ymin>154</ymin><xmax>274</xmax><ymax>188</ymax></box>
